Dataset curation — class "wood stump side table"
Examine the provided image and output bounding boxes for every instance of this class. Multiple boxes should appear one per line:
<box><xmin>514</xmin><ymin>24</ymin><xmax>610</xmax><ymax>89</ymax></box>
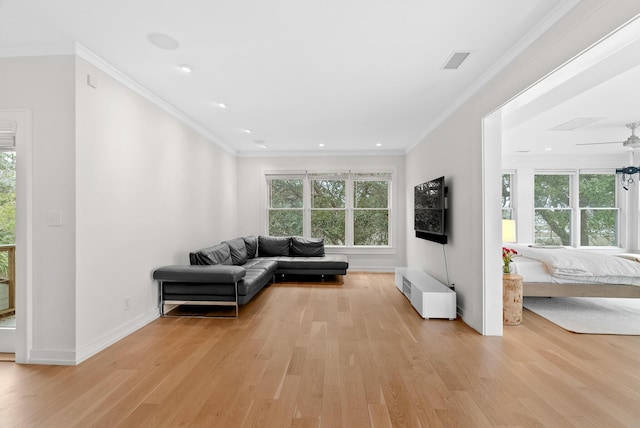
<box><xmin>503</xmin><ymin>274</ymin><xmax>523</xmax><ymax>326</ymax></box>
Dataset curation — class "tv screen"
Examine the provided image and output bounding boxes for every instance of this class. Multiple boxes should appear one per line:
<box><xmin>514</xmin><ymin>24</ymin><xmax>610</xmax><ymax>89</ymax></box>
<box><xmin>414</xmin><ymin>176</ymin><xmax>447</xmax><ymax>244</ymax></box>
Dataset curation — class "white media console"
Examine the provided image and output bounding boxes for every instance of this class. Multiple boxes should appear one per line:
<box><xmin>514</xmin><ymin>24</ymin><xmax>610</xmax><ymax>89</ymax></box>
<box><xmin>394</xmin><ymin>267</ymin><xmax>456</xmax><ymax>320</ymax></box>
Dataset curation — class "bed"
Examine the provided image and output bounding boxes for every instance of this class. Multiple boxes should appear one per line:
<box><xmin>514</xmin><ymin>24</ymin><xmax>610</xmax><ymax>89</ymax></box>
<box><xmin>510</xmin><ymin>244</ymin><xmax>640</xmax><ymax>298</ymax></box>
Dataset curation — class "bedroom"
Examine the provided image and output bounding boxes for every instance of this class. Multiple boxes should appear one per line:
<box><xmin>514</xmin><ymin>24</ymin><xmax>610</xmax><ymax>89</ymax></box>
<box><xmin>498</xmin><ymin>15</ymin><xmax>640</xmax><ymax>310</ymax></box>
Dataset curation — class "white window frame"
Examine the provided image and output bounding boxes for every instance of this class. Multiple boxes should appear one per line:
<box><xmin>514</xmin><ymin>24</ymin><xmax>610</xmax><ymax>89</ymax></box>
<box><xmin>577</xmin><ymin>170</ymin><xmax>620</xmax><ymax>248</ymax></box>
<box><xmin>533</xmin><ymin>169</ymin><xmax>620</xmax><ymax>248</ymax></box>
<box><xmin>502</xmin><ymin>170</ymin><xmax>516</xmax><ymax>221</ymax></box>
<box><xmin>265</xmin><ymin>170</ymin><xmax>394</xmax><ymax>250</ymax></box>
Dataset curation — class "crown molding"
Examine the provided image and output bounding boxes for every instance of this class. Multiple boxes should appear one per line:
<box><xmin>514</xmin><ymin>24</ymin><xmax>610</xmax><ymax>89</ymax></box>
<box><xmin>0</xmin><ymin>42</ymin><xmax>75</xmax><ymax>58</ymax></box>
<box><xmin>236</xmin><ymin>148</ymin><xmax>406</xmax><ymax>158</ymax></box>
<box><xmin>407</xmin><ymin>0</ymin><xmax>581</xmax><ymax>154</ymax></box>
<box><xmin>74</xmin><ymin>43</ymin><xmax>237</xmax><ymax>156</ymax></box>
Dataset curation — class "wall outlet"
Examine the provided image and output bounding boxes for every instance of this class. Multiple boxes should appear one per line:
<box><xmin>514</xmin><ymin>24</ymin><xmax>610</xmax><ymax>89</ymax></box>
<box><xmin>124</xmin><ymin>296</ymin><xmax>130</xmax><ymax>311</ymax></box>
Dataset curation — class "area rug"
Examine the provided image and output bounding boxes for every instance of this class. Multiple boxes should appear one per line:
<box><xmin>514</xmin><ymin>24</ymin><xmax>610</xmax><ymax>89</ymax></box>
<box><xmin>523</xmin><ymin>296</ymin><xmax>640</xmax><ymax>335</ymax></box>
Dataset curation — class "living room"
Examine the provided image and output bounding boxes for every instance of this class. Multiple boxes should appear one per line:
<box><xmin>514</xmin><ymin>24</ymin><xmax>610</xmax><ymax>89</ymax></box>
<box><xmin>0</xmin><ymin>0</ymin><xmax>639</xmax><ymax>371</ymax></box>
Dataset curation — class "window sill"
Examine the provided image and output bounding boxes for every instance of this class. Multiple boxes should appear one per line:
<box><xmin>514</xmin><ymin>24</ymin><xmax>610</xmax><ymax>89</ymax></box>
<box><xmin>325</xmin><ymin>246</ymin><xmax>397</xmax><ymax>255</ymax></box>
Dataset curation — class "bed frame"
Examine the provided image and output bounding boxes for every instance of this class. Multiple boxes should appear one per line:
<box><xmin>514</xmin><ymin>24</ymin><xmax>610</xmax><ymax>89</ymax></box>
<box><xmin>523</xmin><ymin>282</ymin><xmax>640</xmax><ymax>298</ymax></box>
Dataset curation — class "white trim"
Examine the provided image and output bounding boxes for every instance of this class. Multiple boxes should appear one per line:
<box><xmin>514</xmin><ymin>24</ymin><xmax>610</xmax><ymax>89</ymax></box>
<box><xmin>266</xmin><ymin>170</ymin><xmax>395</xmax><ymax>249</ymax></box>
<box><xmin>28</xmin><ymin>349</ymin><xmax>77</xmax><ymax>366</ymax></box>
<box><xmin>238</xmin><ymin>149</ymin><xmax>405</xmax><ymax>158</ymax></box>
<box><xmin>0</xmin><ymin>109</ymin><xmax>33</xmax><ymax>362</ymax></box>
<box><xmin>75</xmin><ymin>307</ymin><xmax>159</xmax><ymax>365</ymax></box>
<box><xmin>407</xmin><ymin>0</ymin><xmax>581</xmax><ymax>154</ymax></box>
<box><xmin>481</xmin><ymin>110</ymin><xmax>503</xmax><ymax>336</ymax></box>
<box><xmin>0</xmin><ymin>42</ymin><xmax>76</xmax><ymax>58</ymax></box>
<box><xmin>73</xmin><ymin>43</ymin><xmax>236</xmax><ymax>157</ymax></box>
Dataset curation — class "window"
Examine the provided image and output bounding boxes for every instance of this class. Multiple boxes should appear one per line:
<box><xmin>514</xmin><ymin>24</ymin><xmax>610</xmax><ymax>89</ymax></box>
<box><xmin>353</xmin><ymin>176</ymin><xmax>389</xmax><ymax>246</ymax></box>
<box><xmin>534</xmin><ymin>171</ymin><xmax>618</xmax><ymax>246</ymax></box>
<box><xmin>310</xmin><ymin>175</ymin><xmax>346</xmax><ymax>245</ymax></box>
<box><xmin>579</xmin><ymin>174</ymin><xmax>618</xmax><ymax>246</ymax></box>
<box><xmin>502</xmin><ymin>173</ymin><xmax>514</xmax><ymax>220</ymax></box>
<box><xmin>267</xmin><ymin>177</ymin><xmax>303</xmax><ymax>236</ymax></box>
<box><xmin>267</xmin><ymin>171</ymin><xmax>392</xmax><ymax>247</ymax></box>
<box><xmin>534</xmin><ymin>174</ymin><xmax>572</xmax><ymax>245</ymax></box>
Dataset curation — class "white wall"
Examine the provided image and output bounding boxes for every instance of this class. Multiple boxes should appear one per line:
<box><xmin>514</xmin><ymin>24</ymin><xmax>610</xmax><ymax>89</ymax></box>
<box><xmin>0</xmin><ymin>54</ymin><xmax>238</xmax><ymax>364</ymax></box>
<box><xmin>74</xmin><ymin>57</ymin><xmax>238</xmax><ymax>362</ymax></box>
<box><xmin>236</xmin><ymin>155</ymin><xmax>406</xmax><ymax>270</ymax></box>
<box><xmin>405</xmin><ymin>0</ymin><xmax>640</xmax><ymax>334</ymax></box>
<box><xmin>0</xmin><ymin>56</ymin><xmax>77</xmax><ymax>362</ymax></box>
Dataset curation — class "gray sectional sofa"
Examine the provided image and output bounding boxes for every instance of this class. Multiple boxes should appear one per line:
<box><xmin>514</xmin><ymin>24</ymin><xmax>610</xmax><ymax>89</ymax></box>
<box><xmin>153</xmin><ymin>235</ymin><xmax>348</xmax><ymax>317</ymax></box>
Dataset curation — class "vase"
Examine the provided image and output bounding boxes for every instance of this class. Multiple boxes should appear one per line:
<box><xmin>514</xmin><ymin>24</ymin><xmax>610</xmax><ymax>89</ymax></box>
<box><xmin>503</xmin><ymin>262</ymin><xmax>512</xmax><ymax>274</ymax></box>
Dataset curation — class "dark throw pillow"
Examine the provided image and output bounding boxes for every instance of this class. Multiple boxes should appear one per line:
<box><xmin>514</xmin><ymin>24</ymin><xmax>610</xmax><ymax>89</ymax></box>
<box><xmin>291</xmin><ymin>236</ymin><xmax>325</xmax><ymax>257</ymax></box>
<box><xmin>258</xmin><ymin>235</ymin><xmax>291</xmax><ymax>257</ymax></box>
<box><xmin>243</xmin><ymin>235</ymin><xmax>258</xmax><ymax>259</ymax></box>
<box><xmin>189</xmin><ymin>243</ymin><xmax>232</xmax><ymax>266</ymax></box>
<box><xmin>223</xmin><ymin>238</ymin><xmax>248</xmax><ymax>265</ymax></box>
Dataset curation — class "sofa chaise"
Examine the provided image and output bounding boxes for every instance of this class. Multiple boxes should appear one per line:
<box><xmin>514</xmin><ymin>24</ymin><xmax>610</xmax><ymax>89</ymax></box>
<box><xmin>153</xmin><ymin>235</ymin><xmax>348</xmax><ymax>317</ymax></box>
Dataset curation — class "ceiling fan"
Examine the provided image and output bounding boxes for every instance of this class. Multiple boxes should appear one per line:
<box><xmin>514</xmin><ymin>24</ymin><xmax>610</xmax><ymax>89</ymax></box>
<box><xmin>576</xmin><ymin>122</ymin><xmax>640</xmax><ymax>149</ymax></box>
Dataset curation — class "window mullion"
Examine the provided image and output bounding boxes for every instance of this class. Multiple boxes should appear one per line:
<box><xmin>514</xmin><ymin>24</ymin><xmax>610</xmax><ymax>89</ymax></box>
<box><xmin>303</xmin><ymin>177</ymin><xmax>310</xmax><ymax>237</ymax></box>
<box><xmin>346</xmin><ymin>177</ymin><xmax>354</xmax><ymax>246</ymax></box>
<box><xmin>570</xmin><ymin>173</ymin><xmax>579</xmax><ymax>246</ymax></box>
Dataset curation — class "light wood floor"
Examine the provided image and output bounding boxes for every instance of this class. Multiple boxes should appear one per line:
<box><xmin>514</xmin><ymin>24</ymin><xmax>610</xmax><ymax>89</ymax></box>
<box><xmin>1</xmin><ymin>272</ymin><xmax>639</xmax><ymax>427</ymax></box>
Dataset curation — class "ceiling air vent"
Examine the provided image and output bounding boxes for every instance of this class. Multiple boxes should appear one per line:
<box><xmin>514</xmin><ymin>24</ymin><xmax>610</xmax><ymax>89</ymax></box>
<box><xmin>442</xmin><ymin>51</ymin><xmax>471</xmax><ymax>70</ymax></box>
<box><xmin>550</xmin><ymin>117</ymin><xmax>602</xmax><ymax>131</ymax></box>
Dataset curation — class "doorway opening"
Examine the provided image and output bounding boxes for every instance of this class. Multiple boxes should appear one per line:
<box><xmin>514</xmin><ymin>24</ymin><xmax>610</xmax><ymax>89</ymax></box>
<box><xmin>0</xmin><ymin>120</ymin><xmax>16</xmax><ymax>354</ymax></box>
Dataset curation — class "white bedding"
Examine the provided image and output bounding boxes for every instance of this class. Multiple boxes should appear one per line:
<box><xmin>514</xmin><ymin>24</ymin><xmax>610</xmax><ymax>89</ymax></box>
<box><xmin>510</xmin><ymin>244</ymin><xmax>640</xmax><ymax>286</ymax></box>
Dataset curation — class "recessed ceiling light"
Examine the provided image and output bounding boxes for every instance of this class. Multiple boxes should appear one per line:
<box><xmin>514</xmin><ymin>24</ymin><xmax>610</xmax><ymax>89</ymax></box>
<box><xmin>147</xmin><ymin>32</ymin><xmax>180</xmax><ymax>50</ymax></box>
<box><xmin>545</xmin><ymin>147</ymin><xmax>553</xmax><ymax>151</ymax></box>
<box><xmin>212</xmin><ymin>102</ymin><xmax>227</xmax><ymax>109</ymax></box>
<box><xmin>254</xmin><ymin>140</ymin><xmax>267</xmax><ymax>148</ymax></box>
<box><xmin>241</xmin><ymin>129</ymin><xmax>252</xmax><ymax>134</ymax></box>
<box><xmin>178</xmin><ymin>64</ymin><xmax>192</xmax><ymax>73</ymax></box>
<box><xmin>376</xmin><ymin>143</ymin><xmax>382</xmax><ymax>147</ymax></box>
<box><xmin>319</xmin><ymin>143</ymin><xmax>325</xmax><ymax>147</ymax></box>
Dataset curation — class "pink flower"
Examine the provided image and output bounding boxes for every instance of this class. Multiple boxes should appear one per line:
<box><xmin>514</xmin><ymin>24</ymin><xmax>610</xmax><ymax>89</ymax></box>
<box><xmin>502</xmin><ymin>247</ymin><xmax>518</xmax><ymax>264</ymax></box>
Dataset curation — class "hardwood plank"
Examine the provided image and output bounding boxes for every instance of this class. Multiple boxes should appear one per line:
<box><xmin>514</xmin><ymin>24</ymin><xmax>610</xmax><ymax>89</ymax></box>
<box><xmin>0</xmin><ymin>272</ymin><xmax>638</xmax><ymax>427</ymax></box>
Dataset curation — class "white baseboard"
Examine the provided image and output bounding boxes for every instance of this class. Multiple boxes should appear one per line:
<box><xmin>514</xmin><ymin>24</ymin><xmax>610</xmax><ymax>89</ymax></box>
<box><xmin>27</xmin><ymin>307</ymin><xmax>160</xmax><ymax>366</ymax></box>
<box><xmin>28</xmin><ymin>349</ymin><xmax>77</xmax><ymax>366</ymax></box>
<box><xmin>348</xmin><ymin>266</ymin><xmax>395</xmax><ymax>272</ymax></box>
<box><xmin>0</xmin><ymin>328</ymin><xmax>16</xmax><ymax>353</ymax></box>
<box><xmin>74</xmin><ymin>307</ymin><xmax>159</xmax><ymax>365</ymax></box>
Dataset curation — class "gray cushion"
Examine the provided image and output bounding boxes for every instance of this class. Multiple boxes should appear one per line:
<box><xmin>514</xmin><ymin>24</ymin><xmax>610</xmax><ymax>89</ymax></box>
<box><xmin>224</xmin><ymin>238</ymin><xmax>248</xmax><ymax>265</ymax></box>
<box><xmin>243</xmin><ymin>235</ymin><xmax>258</xmax><ymax>259</ymax></box>
<box><xmin>272</xmin><ymin>255</ymin><xmax>348</xmax><ymax>270</ymax></box>
<box><xmin>153</xmin><ymin>265</ymin><xmax>245</xmax><ymax>283</ymax></box>
<box><xmin>291</xmin><ymin>236</ymin><xmax>325</xmax><ymax>257</ymax></box>
<box><xmin>189</xmin><ymin>243</ymin><xmax>232</xmax><ymax>266</ymax></box>
<box><xmin>258</xmin><ymin>235</ymin><xmax>291</xmax><ymax>257</ymax></box>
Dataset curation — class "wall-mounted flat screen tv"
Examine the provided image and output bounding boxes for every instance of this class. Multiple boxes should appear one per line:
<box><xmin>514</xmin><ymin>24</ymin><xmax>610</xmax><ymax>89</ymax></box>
<box><xmin>414</xmin><ymin>176</ymin><xmax>448</xmax><ymax>244</ymax></box>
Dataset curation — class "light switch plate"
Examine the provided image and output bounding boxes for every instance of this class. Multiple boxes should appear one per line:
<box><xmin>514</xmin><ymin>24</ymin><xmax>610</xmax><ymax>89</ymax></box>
<box><xmin>46</xmin><ymin>210</ymin><xmax>62</xmax><ymax>227</ymax></box>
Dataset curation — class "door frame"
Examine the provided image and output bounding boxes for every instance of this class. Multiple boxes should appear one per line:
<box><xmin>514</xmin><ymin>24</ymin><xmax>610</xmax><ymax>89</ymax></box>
<box><xmin>0</xmin><ymin>109</ymin><xmax>33</xmax><ymax>363</ymax></box>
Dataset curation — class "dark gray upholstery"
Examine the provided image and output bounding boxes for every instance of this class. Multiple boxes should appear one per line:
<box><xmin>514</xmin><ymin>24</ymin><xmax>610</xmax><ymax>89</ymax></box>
<box><xmin>291</xmin><ymin>236</ymin><xmax>325</xmax><ymax>257</ymax></box>
<box><xmin>189</xmin><ymin>243</ymin><xmax>232</xmax><ymax>266</ymax></box>
<box><xmin>224</xmin><ymin>237</ymin><xmax>248</xmax><ymax>265</ymax></box>
<box><xmin>154</xmin><ymin>235</ymin><xmax>348</xmax><ymax>316</ymax></box>
<box><xmin>153</xmin><ymin>264</ymin><xmax>245</xmax><ymax>283</ymax></box>
<box><xmin>243</xmin><ymin>235</ymin><xmax>258</xmax><ymax>259</ymax></box>
<box><xmin>258</xmin><ymin>235</ymin><xmax>291</xmax><ymax>256</ymax></box>
<box><xmin>269</xmin><ymin>255</ymin><xmax>348</xmax><ymax>273</ymax></box>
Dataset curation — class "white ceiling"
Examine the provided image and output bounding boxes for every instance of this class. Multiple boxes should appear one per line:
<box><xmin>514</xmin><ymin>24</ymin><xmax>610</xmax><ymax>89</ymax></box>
<box><xmin>0</xmin><ymin>0</ymin><xmax>577</xmax><ymax>155</ymax></box>
<box><xmin>502</xmin><ymin>16</ymin><xmax>640</xmax><ymax>158</ymax></box>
